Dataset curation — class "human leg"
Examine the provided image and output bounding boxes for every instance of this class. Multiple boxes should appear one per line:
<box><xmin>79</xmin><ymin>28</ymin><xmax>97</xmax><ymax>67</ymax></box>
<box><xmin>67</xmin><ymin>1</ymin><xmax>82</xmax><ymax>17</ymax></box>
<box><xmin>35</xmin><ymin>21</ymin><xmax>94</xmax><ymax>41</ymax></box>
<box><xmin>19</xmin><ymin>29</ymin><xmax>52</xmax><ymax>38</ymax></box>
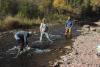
<box><xmin>68</xmin><ymin>28</ymin><xmax>72</xmax><ymax>37</ymax></box>
<box><xmin>14</xmin><ymin>39</ymin><xmax>20</xmax><ymax>49</ymax></box>
<box><xmin>45</xmin><ymin>32</ymin><xmax>53</xmax><ymax>42</ymax></box>
<box><xmin>39</xmin><ymin>32</ymin><xmax>44</xmax><ymax>42</ymax></box>
<box><xmin>19</xmin><ymin>38</ymin><xmax>24</xmax><ymax>51</ymax></box>
<box><xmin>65</xmin><ymin>28</ymin><xmax>68</xmax><ymax>39</ymax></box>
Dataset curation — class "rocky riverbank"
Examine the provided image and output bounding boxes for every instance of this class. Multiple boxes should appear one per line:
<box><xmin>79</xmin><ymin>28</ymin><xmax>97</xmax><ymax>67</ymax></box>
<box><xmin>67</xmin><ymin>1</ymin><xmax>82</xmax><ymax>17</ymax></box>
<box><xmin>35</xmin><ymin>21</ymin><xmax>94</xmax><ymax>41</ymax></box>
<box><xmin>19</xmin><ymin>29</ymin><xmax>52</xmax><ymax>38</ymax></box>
<box><xmin>53</xmin><ymin>23</ymin><xmax>100</xmax><ymax>67</ymax></box>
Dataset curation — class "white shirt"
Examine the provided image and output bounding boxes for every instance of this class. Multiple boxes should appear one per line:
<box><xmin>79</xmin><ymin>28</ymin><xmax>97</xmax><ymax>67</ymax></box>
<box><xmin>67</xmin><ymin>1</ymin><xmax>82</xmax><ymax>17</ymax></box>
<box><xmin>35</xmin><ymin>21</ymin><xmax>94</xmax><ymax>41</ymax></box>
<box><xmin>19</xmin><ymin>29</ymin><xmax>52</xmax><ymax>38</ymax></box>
<box><xmin>40</xmin><ymin>23</ymin><xmax>47</xmax><ymax>32</ymax></box>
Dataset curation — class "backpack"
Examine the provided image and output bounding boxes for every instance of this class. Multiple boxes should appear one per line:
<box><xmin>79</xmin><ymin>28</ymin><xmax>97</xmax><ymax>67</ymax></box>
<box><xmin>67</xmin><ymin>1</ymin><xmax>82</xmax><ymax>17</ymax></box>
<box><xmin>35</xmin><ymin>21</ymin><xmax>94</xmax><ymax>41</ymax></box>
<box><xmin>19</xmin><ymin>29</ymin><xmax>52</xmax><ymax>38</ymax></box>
<box><xmin>44</xmin><ymin>25</ymin><xmax>48</xmax><ymax>32</ymax></box>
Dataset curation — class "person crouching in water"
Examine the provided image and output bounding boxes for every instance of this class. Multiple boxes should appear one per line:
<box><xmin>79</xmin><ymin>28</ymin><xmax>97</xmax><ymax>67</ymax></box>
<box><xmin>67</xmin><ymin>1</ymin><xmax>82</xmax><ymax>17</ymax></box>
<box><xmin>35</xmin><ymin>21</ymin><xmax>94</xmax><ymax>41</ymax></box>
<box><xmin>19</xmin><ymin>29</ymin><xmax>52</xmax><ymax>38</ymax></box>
<box><xmin>39</xmin><ymin>18</ymin><xmax>53</xmax><ymax>43</ymax></box>
<box><xmin>14</xmin><ymin>31</ymin><xmax>32</xmax><ymax>53</ymax></box>
<box><xmin>65</xmin><ymin>16</ymin><xmax>73</xmax><ymax>39</ymax></box>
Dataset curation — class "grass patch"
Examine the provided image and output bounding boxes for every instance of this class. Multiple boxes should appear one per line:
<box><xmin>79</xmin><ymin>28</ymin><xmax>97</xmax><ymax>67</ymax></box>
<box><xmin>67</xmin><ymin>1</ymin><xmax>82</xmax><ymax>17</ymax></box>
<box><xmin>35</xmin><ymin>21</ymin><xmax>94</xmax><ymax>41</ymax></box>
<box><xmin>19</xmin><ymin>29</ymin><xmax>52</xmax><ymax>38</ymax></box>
<box><xmin>0</xmin><ymin>16</ymin><xmax>40</xmax><ymax>31</ymax></box>
<box><xmin>3</xmin><ymin>16</ymin><xmax>20</xmax><ymax>30</ymax></box>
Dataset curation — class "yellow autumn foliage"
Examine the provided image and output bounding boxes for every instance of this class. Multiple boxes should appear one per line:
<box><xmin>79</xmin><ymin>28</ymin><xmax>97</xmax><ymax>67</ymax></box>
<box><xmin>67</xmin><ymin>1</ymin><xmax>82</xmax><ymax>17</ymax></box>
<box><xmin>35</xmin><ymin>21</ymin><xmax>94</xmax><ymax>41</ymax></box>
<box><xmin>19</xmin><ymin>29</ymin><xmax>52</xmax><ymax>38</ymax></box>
<box><xmin>53</xmin><ymin>0</ymin><xmax>66</xmax><ymax>9</ymax></box>
<box><xmin>90</xmin><ymin>0</ymin><xmax>100</xmax><ymax>7</ymax></box>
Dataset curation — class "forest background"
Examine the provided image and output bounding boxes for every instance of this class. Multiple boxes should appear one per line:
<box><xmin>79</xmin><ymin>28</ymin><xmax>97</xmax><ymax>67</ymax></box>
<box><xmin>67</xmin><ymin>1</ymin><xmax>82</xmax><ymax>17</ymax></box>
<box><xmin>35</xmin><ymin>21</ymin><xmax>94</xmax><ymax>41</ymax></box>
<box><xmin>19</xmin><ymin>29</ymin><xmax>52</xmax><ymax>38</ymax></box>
<box><xmin>0</xmin><ymin>0</ymin><xmax>100</xmax><ymax>30</ymax></box>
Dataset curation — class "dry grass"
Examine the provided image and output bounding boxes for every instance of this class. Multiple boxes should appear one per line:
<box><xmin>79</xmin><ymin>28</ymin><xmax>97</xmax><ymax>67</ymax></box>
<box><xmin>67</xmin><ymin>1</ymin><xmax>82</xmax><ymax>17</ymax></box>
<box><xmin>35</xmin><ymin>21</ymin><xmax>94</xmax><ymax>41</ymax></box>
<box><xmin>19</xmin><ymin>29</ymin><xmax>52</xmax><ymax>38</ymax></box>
<box><xmin>2</xmin><ymin>16</ymin><xmax>20</xmax><ymax>30</ymax></box>
<box><xmin>0</xmin><ymin>16</ymin><xmax>40</xmax><ymax>31</ymax></box>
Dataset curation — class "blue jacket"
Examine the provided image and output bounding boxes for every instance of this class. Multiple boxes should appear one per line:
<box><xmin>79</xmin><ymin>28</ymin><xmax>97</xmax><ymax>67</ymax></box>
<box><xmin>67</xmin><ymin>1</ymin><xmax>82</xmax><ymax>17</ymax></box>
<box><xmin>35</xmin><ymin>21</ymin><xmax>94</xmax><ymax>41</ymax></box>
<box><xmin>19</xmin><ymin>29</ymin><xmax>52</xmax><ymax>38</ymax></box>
<box><xmin>65</xmin><ymin>20</ymin><xmax>73</xmax><ymax>28</ymax></box>
<box><xmin>14</xmin><ymin>31</ymin><xmax>29</xmax><ymax>45</ymax></box>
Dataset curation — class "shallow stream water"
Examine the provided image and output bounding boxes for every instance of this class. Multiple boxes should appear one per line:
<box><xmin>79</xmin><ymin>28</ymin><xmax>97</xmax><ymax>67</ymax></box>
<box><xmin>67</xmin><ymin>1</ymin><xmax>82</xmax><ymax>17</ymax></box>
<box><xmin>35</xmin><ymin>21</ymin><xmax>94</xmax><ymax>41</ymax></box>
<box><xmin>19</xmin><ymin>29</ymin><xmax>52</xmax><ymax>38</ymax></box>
<box><xmin>0</xmin><ymin>25</ymin><xmax>74</xmax><ymax>67</ymax></box>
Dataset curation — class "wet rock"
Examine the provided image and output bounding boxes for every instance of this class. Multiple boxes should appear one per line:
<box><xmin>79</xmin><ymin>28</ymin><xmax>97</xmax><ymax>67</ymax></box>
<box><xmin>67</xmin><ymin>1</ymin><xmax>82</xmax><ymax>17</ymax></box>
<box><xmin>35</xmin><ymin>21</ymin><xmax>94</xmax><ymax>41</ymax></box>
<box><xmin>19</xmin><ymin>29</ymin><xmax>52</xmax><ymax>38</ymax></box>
<box><xmin>90</xmin><ymin>27</ymin><xmax>96</xmax><ymax>31</ymax></box>
<box><xmin>32</xmin><ymin>41</ymin><xmax>51</xmax><ymax>49</ymax></box>
<box><xmin>64</xmin><ymin>46</ymin><xmax>71</xmax><ymax>49</ymax></box>
<box><xmin>82</xmin><ymin>25</ymin><xmax>90</xmax><ymax>34</ymax></box>
<box><xmin>83</xmin><ymin>25</ymin><xmax>90</xmax><ymax>28</ymax></box>
<box><xmin>54</xmin><ymin>62</ymin><xmax>64</xmax><ymax>67</ymax></box>
<box><xmin>75</xmin><ymin>52</ymin><xmax>78</xmax><ymax>55</ymax></box>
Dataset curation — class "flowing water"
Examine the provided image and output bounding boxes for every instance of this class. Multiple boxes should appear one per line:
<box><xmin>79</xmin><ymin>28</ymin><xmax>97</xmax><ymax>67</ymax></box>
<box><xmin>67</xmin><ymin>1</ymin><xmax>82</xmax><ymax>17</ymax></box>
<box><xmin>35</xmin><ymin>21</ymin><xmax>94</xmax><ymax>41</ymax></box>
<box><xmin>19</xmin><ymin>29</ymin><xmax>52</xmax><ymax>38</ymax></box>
<box><xmin>0</xmin><ymin>25</ymin><xmax>74</xmax><ymax>67</ymax></box>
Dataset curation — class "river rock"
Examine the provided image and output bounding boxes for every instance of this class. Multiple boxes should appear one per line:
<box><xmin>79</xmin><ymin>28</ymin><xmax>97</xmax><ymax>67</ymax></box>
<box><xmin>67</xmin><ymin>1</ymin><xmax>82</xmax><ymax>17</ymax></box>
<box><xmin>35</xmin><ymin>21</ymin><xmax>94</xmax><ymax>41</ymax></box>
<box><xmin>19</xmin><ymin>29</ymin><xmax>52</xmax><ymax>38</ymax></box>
<box><xmin>83</xmin><ymin>25</ymin><xmax>90</xmax><ymax>28</ymax></box>
<box><xmin>53</xmin><ymin>24</ymin><xmax>100</xmax><ymax>67</ymax></box>
<box><xmin>90</xmin><ymin>27</ymin><xmax>96</xmax><ymax>31</ymax></box>
<box><xmin>82</xmin><ymin>25</ymin><xmax>90</xmax><ymax>33</ymax></box>
<box><xmin>64</xmin><ymin>46</ymin><xmax>71</xmax><ymax>49</ymax></box>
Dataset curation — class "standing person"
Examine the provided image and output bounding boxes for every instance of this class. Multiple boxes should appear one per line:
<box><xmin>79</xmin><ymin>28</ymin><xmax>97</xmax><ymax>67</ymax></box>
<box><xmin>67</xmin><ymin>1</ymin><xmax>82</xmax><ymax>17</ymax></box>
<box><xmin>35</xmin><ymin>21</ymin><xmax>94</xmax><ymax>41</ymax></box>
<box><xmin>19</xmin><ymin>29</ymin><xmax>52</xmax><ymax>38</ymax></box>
<box><xmin>65</xmin><ymin>16</ymin><xmax>73</xmax><ymax>38</ymax></box>
<box><xmin>14</xmin><ymin>31</ymin><xmax>32</xmax><ymax>52</ymax></box>
<box><xmin>39</xmin><ymin>18</ymin><xmax>53</xmax><ymax>43</ymax></box>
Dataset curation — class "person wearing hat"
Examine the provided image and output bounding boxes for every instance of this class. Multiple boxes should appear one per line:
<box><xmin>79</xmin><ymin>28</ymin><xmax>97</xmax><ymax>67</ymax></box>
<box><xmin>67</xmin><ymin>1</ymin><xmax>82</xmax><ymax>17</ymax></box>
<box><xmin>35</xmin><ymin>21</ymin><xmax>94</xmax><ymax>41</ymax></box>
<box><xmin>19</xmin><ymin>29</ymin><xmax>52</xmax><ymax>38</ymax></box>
<box><xmin>65</xmin><ymin>16</ymin><xmax>73</xmax><ymax>38</ymax></box>
<box><xmin>14</xmin><ymin>31</ymin><xmax>32</xmax><ymax>52</ymax></box>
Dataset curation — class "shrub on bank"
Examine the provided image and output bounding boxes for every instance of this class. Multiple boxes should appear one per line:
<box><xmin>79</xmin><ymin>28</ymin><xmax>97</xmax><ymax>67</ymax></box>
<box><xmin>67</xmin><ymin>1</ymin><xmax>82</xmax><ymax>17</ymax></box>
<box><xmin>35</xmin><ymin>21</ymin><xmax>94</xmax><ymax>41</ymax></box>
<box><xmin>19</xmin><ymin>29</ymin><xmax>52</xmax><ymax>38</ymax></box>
<box><xmin>0</xmin><ymin>16</ymin><xmax>40</xmax><ymax>31</ymax></box>
<box><xmin>0</xmin><ymin>14</ymin><xmax>68</xmax><ymax>31</ymax></box>
<box><xmin>2</xmin><ymin>16</ymin><xmax>20</xmax><ymax>30</ymax></box>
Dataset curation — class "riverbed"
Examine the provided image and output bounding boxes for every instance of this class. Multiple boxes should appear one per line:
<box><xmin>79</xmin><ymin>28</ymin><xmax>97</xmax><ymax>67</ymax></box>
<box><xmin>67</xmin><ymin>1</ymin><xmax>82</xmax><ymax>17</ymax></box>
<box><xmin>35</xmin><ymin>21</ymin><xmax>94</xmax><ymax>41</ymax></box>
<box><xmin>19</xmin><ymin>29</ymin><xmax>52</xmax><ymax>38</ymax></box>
<box><xmin>0</xmin><ymin>25</ymin><xmax>74</xmax><ymax>67</ymax></box>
